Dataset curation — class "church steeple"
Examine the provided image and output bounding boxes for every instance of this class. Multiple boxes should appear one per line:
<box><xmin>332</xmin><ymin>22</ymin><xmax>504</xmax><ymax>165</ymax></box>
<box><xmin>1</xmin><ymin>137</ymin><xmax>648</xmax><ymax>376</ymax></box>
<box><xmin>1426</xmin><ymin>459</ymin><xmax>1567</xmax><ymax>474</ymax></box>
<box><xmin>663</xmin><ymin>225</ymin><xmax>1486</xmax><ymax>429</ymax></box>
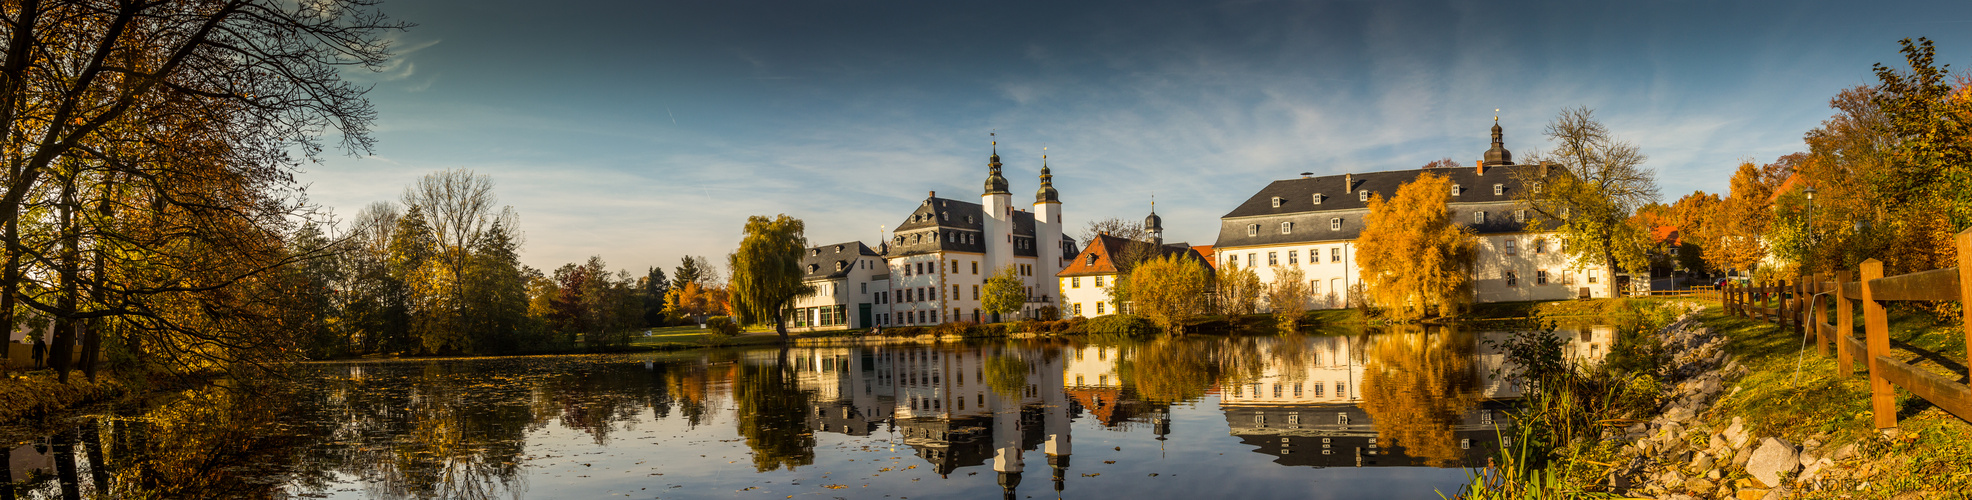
<box><xmin>1484</xmin><ymin>112</ymin><xmax>1514</xmax><ymax>166</ymax></box>
<box><xmin>985</xmin><ymin>134</ymin><xmax>1010</xmax><ymax>195</ymax></box>
<box><xmin>1036</xmin><ymin>148</ymin><xmax>1059</xmax><ymax>203</ymax></box>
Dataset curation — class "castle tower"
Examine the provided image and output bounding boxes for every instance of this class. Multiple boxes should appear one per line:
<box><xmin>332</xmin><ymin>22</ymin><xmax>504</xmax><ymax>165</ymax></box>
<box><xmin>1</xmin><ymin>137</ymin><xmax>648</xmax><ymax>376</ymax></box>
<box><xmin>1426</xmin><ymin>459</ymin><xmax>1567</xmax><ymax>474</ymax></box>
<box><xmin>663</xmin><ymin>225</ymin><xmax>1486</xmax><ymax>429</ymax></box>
<box><xmin>1144</xmin><ymin>200</ymin><xmax>1164</xmax><ymax>246</ymax></box>
<box><xmin>1033</xmin><ymin>151</ymin><xmax>1063</xmax><ymax>306</ymax></box>
<box><xmin>983</xmin><ymin>137</ymin><xmax>1014</xmax><ymax>293</ymax></box>
<box><xmin>1483</xmin><ymin>114</ymin><xmax>1515</xmax><ymax>167</ymax></box>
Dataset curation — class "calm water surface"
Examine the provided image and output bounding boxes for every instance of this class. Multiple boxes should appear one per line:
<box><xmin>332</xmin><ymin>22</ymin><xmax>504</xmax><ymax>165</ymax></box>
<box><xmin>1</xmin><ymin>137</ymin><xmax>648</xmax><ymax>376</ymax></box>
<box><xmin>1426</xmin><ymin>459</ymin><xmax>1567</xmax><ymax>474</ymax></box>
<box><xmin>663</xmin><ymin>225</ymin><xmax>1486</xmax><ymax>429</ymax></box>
<box><xmin>4</xmin><ymin>327</ymin><xmax>1616</xmax><ymax>499</ymax></box>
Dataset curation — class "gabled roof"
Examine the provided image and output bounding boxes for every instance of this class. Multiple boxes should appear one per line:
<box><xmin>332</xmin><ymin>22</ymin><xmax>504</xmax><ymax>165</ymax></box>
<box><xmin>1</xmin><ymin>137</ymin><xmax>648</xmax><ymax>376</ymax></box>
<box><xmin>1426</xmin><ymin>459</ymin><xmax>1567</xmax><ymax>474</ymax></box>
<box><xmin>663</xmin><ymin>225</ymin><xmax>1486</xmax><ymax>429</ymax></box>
<box><xmin>800</xmin><ymin>241</ymin><xmax>880</xmax><ymax>281</ymax></box>
<box><xmin>1058</xmin><ymin>234</ymin><xmax>1211</xmax><ymax>277</ymax></box>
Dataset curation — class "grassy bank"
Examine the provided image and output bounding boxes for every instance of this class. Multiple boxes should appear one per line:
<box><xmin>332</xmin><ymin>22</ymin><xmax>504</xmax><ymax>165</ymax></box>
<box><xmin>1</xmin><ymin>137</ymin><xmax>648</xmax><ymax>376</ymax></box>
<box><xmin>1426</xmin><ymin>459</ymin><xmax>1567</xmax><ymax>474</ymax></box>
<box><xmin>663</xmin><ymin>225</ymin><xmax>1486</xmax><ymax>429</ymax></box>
<box><xmin>0</xmin><ymin>372</ymin><xmax>128</xmax><ymax>423</ymax></box>
<box><xmin>1688</xmin><ymin>302</ymin><xmax>1972</xmax><ymax>496</ymax></box>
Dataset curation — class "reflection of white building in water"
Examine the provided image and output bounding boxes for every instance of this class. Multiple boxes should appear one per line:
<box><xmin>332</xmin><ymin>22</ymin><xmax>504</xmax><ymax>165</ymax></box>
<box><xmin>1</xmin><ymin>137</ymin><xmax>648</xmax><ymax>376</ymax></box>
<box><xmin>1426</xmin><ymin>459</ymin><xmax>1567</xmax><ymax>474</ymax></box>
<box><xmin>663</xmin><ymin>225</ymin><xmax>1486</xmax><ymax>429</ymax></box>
<box><xmin>786</xmin><ymin>346</ymin><xmax>1077</xmax><ymax>496</ymax></box>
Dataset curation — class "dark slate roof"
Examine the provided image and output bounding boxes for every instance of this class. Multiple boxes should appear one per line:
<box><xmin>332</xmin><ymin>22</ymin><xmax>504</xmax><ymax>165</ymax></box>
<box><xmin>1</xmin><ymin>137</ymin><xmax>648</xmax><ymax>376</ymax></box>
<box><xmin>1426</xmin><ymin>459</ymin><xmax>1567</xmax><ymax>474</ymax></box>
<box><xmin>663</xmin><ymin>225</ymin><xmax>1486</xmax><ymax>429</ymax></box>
<box><xmin>886</xmin><ymin>196</ymin><xmax>1048</xmax><ymax>257</ymax></box>
<box><xmin>801</xmin><ymin>241</ymin><xmax>880</xmax><ymax>280</ymax></box>
<box><xmin>1214</xmin><ymin>164</ymin><xmax>1551</xmax><ymax>248</ymax></box>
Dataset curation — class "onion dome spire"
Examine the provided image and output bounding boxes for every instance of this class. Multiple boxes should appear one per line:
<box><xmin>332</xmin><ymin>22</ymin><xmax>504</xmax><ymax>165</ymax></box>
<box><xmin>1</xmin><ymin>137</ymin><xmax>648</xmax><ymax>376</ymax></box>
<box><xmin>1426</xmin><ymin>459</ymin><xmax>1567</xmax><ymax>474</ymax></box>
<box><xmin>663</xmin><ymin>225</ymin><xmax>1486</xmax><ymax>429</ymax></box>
<box><xmin>1036</xmin><ymin>148</ymin><xmax>1059</xmax><ymax>203</ymax></box>
<box><xmin>1144</xmin><ymin>198</ymin><xmax>1162</xmax><ymax>232</ymax></box>
<box><xmin>1484</xmin><ymin>111</ymin><xmax>1514</xmax><ymax>166</ymax></box>
<box><xmin>985</xmin><ymin>133</ymin><xmax>1010</xmax><ymax>195</ymax></box>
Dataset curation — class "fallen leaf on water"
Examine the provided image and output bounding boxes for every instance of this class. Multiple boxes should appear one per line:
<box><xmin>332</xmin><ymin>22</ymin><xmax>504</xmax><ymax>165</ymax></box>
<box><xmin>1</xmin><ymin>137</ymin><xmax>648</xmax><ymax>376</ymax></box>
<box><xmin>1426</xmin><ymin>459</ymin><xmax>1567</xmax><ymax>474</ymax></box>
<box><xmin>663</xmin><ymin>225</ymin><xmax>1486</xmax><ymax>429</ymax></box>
<box><xmin>1103</xmin><ymin>461</ymin><xmax>1115</xmax><ymax>464</ymax></box>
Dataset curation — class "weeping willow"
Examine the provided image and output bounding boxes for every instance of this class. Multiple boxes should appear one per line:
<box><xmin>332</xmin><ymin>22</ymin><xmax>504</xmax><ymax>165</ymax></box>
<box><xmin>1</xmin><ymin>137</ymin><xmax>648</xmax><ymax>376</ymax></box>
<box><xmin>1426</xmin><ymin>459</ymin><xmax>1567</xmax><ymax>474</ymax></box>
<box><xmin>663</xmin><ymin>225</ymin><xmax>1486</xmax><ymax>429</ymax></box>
<box><xmin>1355</xmin><ymin>172</ymin><xmax>1476</xmax><ymax>322</ymax></box>
<box><xmin>727</xmin><ymin>215</ymin><xmax>813</xmax><ymax>340</ymax></box>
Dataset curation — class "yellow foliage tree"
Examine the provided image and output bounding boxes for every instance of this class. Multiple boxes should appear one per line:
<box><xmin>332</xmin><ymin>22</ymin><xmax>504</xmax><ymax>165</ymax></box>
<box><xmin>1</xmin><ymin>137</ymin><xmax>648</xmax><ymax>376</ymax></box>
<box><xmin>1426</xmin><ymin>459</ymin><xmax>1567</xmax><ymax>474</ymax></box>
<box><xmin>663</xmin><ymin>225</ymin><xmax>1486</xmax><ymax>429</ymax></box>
<box><xmin>1355</xmin><ymin>172</ymin><xmax>1475</xmax><ymax>322</ymax></box>
<box><xmin>1128</xmin><ymin>254</ymin><xmax>1211</xmax><ymax>335</ymax></box>
<box><xmin>1265</xmin><ymin>266</ymin><xmax>1308</xmax><ymax>332</ymax></box>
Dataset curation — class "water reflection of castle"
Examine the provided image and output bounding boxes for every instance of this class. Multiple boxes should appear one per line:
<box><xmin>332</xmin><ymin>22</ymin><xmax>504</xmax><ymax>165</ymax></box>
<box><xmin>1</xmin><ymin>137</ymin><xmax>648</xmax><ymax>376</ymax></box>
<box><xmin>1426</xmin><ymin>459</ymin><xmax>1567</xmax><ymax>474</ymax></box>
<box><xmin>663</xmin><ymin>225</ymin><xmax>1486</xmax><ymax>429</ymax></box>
<box><xmin>772</xmin><ymin>328</ymin><xmax>1609</xmax><ymax>495</ymax></box>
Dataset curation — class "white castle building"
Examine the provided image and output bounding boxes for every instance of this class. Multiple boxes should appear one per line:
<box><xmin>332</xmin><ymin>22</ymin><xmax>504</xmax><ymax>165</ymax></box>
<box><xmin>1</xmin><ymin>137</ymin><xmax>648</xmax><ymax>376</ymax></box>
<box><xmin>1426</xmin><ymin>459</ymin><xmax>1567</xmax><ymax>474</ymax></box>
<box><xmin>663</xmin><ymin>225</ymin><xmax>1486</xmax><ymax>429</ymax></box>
<box><xmin>788</xmin><ymin>142</ymin><xmax>1077</xmax><ymax>329</ymax></box>
<box><xmin>1212</xmin><ymin>121</ymin><xmax>1617</xmax><ymax>309</ymax></box>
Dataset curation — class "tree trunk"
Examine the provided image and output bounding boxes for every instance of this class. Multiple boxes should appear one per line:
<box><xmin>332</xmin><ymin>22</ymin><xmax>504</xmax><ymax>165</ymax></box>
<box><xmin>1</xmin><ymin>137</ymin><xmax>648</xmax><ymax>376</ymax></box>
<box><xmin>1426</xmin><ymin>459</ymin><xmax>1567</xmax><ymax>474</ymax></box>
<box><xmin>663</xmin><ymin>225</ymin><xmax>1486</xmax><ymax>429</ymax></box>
<box><xmin>774</xmin><ymin>304</ymin><xmax>789</xmax><ymax>343</ymax></box>
<box><xmin>50</xmin><ymin>172</ymin><xmax>78</xmax><ymax>383</ymax></box>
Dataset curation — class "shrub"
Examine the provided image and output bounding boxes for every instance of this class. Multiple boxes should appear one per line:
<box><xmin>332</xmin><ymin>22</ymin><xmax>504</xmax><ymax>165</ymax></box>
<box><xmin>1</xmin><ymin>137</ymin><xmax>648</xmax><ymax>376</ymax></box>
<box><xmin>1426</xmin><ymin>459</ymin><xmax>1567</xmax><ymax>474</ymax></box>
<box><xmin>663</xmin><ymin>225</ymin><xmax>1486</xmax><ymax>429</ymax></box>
<box><xmin>704</xmin><ymin>316</ymin><xmax>742</xmax><ymax>336</ymax></box>
<box><xmin>1085</xmin><ymin>314</ymin><xmax>1155</xmax><ymax>336</ymax></box>
<box><xmin>1061</xmin><ymin>317</ymin><xmax>1089</xmax><ymax>334</ymax></box>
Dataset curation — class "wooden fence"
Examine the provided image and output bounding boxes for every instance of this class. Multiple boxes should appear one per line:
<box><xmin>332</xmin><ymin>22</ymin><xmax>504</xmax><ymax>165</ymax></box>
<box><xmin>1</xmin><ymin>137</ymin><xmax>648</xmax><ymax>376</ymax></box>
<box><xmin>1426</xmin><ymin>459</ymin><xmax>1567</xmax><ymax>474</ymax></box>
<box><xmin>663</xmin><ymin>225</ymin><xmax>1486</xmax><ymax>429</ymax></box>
<box><xmin>1720</xmin><ymin>228</ymin><xmax>1972</xmax><ymax>430</ymax></box>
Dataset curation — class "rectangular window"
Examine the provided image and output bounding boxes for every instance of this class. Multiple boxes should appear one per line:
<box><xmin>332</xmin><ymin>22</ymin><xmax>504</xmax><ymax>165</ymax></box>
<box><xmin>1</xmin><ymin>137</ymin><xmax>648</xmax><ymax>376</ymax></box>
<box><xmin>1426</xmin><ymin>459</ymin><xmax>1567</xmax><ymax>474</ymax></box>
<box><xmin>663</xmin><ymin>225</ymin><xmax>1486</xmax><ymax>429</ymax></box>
<box><xmin>1273</xmin><ymin>384</ymin><xmax>1282</xmax><ymax>398</ymax></box>
<box><xmin>1072</xmin><ymin>277</ymin><xmax>1080</xmax><ymax>288</ymax></box>
<box><xmin>1096</xmin><ymin>302</ymin><xmax>1105</xmax><ymax>314</ymax></box>
<box><xmin>1268</xmin><ymin>252</ymin><xmax>1278</xmax><ymax>266</ymax></box>
<box><xmin>1287</xmin><ymin>250</ymin><xmax>1298</xmax><ymax>265</ymax></box>
<box><xmin>1506</xmin><ymin>271</ymin><xmax>1518</xmax><ymax>287</ymax></box>
<box><xmin>1073</xmin><ymin>303</ymin><xmax>1082</xmax><ymax>315</ymax></box>
<box><xmin>929</xmin><ymin>287</ymin><xmax>937</xmax><ymax>300</ymax></box>
<box><xmin>1330</xmin><ymin>248</ymin><xmax>1340</xmax><ymax>262</ymax></box>
<box><xmin>1247</xmin><ymin>253</ymin><xmax>1256</xmax><ymax>268</ymax></box>
<box><xmin>1537</xmin><ymin>270</ymin><xmax>1549</xmax><ymax>285</ymax></box>
<box><xmin>1293</xmin><ymin>383</ymin><xmax>1303</xmax><ymax>397</ymax></box>
<box><xmin>952</xmin><ymin>260</ymin><xmax>959</xmax><ymax>273</ymax></box>
<box><xmin>1451</xmin><ymin>184</ymin><xmax>1461</xmax><ymax>196</ymax></box>
<box><xmin>972</xmin><ymin>285</ymin><xmax>979</xmax><ymax>299</ymax></box>
<box><xmin>972</xmin><ymin>261</ymin><xmax>979</xmax><ymax>274</ymax></box>
<box><xmin>1329</xmin><ymin>218</ymin><xmax>1341</xmax><ymax>230</ymax></box>
<box><xmin>1475</xmin><ymin>211</ymin><xmax>1487</xmax><ymax>224</ymax></box>
<box><xmin>1313</xmin><ymin>194</ymin><xmax>1322</xmax><ymax>205</ymax></box>
<box><xmin>1514</xmin><ymin>209</ymin><xmax>1526</xmax><ymax>223</ymax></box>
<box><xmin>1313</xmin><ymin>383</ymin><xmax>1324</xmax><ymax>397</ymax></box>
<box><xmin>1336</xmin><ymin>383</ymin><xmax>1347</xmax><ymax>398</ymax></box>
<box><xmin>931</xmin><ymin>310</ymin><xmax>938</xmax><ymax>323</ymax></box>
<box><xmin>1358</xmin><ymin>190</ymin><xmax>1369</xmax><ymax>201</ymax></box>
<box><xmin>1504</xmin><ymin>239</ymin><xmax>1517</xmax><ymax>256</ymax></box>
<box><xmin>861</xmin><ymin>282</ymin><xmax>867</xmax><ymax>294</ymax></box>
<box><xmin>1248</xmin><ymin>224</ymin><xmax>1259</xmax><ymax>236</ymax></box>
<box><xmin>1281</xmin><ymin>221</ymin><xmax>1293</xmax><ymax>234</ymax></box>
<box><xmin>953</xmin><ymin>285</ymin><xmax>960</xmax><ymax>298</ymax></box>
<box><xmin>1535</xmin><ymin>239</ymin><xmax>1547</xmax><ymax>254</ymax></box>
<box><xmin>1095</xmin><ymin>276</ymin><xmax>1105</xmax><ymax>287</ymax></box>
<box><xmin>1588</xmin><ymin>269</ymin><xmax>1600</xmax><ymax>284</ymax></box>
<box><xmin>1494</xmin><ymin>184</ymin><xmax>1504</xmax><ymax>195</ymax></box>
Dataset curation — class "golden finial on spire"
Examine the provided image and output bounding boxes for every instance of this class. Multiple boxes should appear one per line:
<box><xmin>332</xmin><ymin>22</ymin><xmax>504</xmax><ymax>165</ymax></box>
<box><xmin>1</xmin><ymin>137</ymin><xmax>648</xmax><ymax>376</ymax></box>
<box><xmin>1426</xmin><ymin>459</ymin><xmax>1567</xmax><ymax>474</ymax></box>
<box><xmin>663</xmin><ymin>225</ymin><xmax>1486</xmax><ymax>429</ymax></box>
<box><xmin>1494</xmin><ymin>109</ymin><xmax>1500</xmax><ymax>122</ymax></box>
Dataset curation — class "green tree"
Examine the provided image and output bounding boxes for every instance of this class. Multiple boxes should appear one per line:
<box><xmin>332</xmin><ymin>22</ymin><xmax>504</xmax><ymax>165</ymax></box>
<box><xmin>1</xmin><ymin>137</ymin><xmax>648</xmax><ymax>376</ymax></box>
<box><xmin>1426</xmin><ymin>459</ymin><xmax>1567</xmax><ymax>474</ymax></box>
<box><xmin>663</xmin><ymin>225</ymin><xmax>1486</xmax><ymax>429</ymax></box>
<box><xmin>1356</xmin><ymin>172</ymin><xmax>1475</xmax><ymax>322</ymax></box>
<box><xmin>982</xmin><ymin>265</ymin><xmax>1027</xmax><ymax>322</ymax></box>
<box><xmin>1518</xmin><ymin>106</ymin><xmax>1659</xmax><ymax>297</ymax></box>
<box><xmin>728</xmin><ymin>215</ymin><xmax>812</xmax><ymax>341</ymax></box>
<box><xmin>639</xmin><ymin>267</ymin><xmax>670</xmax><ymax>327</ymax></box>
<box><xmin>1128</xmin><ymin>254</ymin><xmax>1211</xmax><ymax>335</ymax></box>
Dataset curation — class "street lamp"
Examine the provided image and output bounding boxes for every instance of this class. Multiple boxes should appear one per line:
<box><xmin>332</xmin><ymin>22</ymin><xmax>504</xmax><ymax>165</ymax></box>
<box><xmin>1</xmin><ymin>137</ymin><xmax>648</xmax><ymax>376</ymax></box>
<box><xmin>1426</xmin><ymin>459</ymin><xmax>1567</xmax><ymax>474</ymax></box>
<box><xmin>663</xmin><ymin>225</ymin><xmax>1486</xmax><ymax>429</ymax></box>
<box><xmin>1804</xmin><ymin>186</ymin><xmax>1817</xmax><ymax>271</ymax></box>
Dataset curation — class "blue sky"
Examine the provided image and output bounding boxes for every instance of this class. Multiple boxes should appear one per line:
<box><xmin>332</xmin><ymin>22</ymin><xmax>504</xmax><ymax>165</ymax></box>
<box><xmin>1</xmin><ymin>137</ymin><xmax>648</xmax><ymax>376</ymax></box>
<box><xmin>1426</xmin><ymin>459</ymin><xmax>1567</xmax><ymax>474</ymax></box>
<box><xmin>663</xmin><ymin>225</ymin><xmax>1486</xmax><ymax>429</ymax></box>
<box><xmin>310</xmin><ymin>0</ymin><xmax>1972</xmax><ymax>275</ymax></box>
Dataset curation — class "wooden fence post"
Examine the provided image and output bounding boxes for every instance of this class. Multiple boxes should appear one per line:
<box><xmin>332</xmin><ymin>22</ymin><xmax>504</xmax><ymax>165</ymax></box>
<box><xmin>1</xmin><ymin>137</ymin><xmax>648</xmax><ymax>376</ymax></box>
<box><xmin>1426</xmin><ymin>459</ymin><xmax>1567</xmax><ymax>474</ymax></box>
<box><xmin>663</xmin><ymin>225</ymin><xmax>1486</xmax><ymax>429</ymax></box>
<box><xmin>1957</xmin><ymin>228</ymin><xmax>1972</xmax><ymax>383</ymax></box>
<box><xmin>1836</xmin><ymin>270</ymin><xmax>1854</xmax><ymax>378</ymax></box>
<box><xmin>1860</xmin><ymin>259</ymin><xmax>1896</xmax><ymax>429</ymax></box>
<box><xmin>1815</xmin><ymin>280</ymin><xmax>1829</xmax><ymax>357</ymax></box>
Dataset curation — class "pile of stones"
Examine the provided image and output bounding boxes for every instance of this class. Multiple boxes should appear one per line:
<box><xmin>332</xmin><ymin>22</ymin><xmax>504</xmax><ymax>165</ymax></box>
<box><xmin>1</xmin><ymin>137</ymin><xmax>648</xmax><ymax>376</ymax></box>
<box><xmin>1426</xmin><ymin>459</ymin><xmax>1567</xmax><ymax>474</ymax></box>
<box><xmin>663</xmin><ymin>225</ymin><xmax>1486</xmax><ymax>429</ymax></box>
<box><xmin>1602</xmin><ymin>311</ymin><xmax>1856</xmax><ymax>500</ymax></box>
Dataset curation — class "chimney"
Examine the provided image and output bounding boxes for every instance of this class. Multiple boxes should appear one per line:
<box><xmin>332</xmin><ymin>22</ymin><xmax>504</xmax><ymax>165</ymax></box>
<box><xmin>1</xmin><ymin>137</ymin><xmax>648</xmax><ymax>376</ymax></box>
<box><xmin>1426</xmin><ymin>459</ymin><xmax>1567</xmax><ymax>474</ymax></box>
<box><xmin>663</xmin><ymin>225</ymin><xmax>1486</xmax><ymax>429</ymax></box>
<box><xmin>1344</xmin><ymin>173</ymin><xmax>1353</xmax><ymax>192</ymax></box>
<box><xmin>929</xmin><ymin>190</ymin><xmax>936</xmax><ymax>198</ymax></box>
<box><xmin>1475</xmin><ymin>159</ymin><xmax>1485</xmax><ymax>177</ymax></box>
<box><xmin>1300</xmin><ymin>172</ymin><xmax>1314</xmax><ymax>179</ymax></box>
<box><xmin>1540</xmin><ymin>161</ymin><xmax>1551</xmax><ymax>177</ymax></box>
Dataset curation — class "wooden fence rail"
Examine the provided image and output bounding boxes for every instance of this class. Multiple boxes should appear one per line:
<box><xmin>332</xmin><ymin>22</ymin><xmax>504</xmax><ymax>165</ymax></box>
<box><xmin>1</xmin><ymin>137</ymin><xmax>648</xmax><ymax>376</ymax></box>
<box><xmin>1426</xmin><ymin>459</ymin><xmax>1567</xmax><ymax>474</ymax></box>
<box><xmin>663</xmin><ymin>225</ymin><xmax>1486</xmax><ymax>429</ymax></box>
<box><xmin>1719</xmin><ymin>227</ymin><xmax>1972</xmax><ymax>430</ymax></box>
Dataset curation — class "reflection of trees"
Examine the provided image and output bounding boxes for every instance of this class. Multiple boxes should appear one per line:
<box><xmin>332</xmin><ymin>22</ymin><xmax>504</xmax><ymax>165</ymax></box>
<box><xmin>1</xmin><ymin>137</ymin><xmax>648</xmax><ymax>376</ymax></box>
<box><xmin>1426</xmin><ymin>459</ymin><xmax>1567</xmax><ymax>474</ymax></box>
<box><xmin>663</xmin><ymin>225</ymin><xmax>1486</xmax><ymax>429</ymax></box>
<box><xmin>733</xmin><ymin>351</ymin><xmax>815</xmax><ymax>472</ymax></box>
<box><xmin>1127</xmin><ymin>338</ymin><xmax>1218</xmax><ymax>403</ymax></box>
<box><xmin>984</xmin><ymin>353</ymin><xmax>1029</xmax><ymax>400</ymax></box>
<box><xmin>1358</xmin><ymin>326</ymin><xmax>1479</xmax><ymax>467</ymax></box>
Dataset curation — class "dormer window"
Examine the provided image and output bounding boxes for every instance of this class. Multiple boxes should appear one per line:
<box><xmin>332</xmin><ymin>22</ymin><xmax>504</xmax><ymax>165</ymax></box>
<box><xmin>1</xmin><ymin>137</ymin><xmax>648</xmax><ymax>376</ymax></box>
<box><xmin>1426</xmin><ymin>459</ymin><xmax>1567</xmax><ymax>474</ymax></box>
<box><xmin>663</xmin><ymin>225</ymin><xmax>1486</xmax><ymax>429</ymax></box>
<box><xmin>1086</xmin><ymin>254</ymin><xmax>1097</xmax><ymax>265</ymax></box>
<box><xmin>1329</xmin><ymin>218</ymin><xmax>1341</xmax><ymax>230</ymax></box>
<box><xmin>1271</xmin><ymin>196</ymin><xmax>1283</xmax><ymax>208</ymax></box>
<box><xmin>1533</xmin><ymin>182</ymin><xmax>1543</xmax><ymax>194</ymax></box>
<box><xmin>808</xmin><ymin>264</ymin><xmax>819</xmax><ymax>272</ymax></box>
<box><xmin>835</xmin><ymin>245</ymin><xmax>844</xmax><ymax>253</ymax></box>
<box><xmin>1451</xmin><ymin>184</ymin><xmax>1461</xmax><ymax>196</ymax></box>
<box><xmin>1247</xmin><ymin>224</ymin><xmax>1260</xmax><ymax>236</ymax></box>
<box><xmin>941</xmin><ymin>212</ymin><xmax>949</xmax><ymax>221</ymax></box>
<box><xmin>811</xmin><ymin>249</ymin><xmax>820</xmax><ymax>256</ymax></box>
<box><xmin>1358</xmin><ymin>190</ymin><xmax>1369</xmax><ymax>201</ymax></box>
<box><xmin>835</xmin><ymin>261</ymin><xmax>846</xmax><ymax>271</ymax></box>
<box><xmin>1514</xmin><ymin>210</ymin><xmax>1525</xmax><ymax>223</ymax></box>
<box><xmin>1475</xmin><ymin>211</ymin><xmax>1488</xmax><ymax>224</ymax></box>
<box><xmin>1494</xmin><ymin>184</ymin><xmax>1504</xmax><ymax>196</ymax></box>
<box><xmin>1312</xmin><ymin>194</ymin><xmax>1323</xmax><ymax>205</ymax></box>
<box><xmin>1281</xmin><ymin>221</ymin><xmax>1293</xmax><ymax>234</ymax></box>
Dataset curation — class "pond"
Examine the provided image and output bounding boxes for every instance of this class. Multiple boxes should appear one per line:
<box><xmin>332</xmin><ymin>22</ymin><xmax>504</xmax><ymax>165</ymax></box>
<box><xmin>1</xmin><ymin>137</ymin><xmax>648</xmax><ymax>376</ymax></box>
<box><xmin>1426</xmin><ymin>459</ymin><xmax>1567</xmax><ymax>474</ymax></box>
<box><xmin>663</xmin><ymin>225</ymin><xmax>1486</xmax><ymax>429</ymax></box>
<box><xmin>3</xmin><ymin>326</ymin><xmax>1618</xmax><ymax>499</ymax></box>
